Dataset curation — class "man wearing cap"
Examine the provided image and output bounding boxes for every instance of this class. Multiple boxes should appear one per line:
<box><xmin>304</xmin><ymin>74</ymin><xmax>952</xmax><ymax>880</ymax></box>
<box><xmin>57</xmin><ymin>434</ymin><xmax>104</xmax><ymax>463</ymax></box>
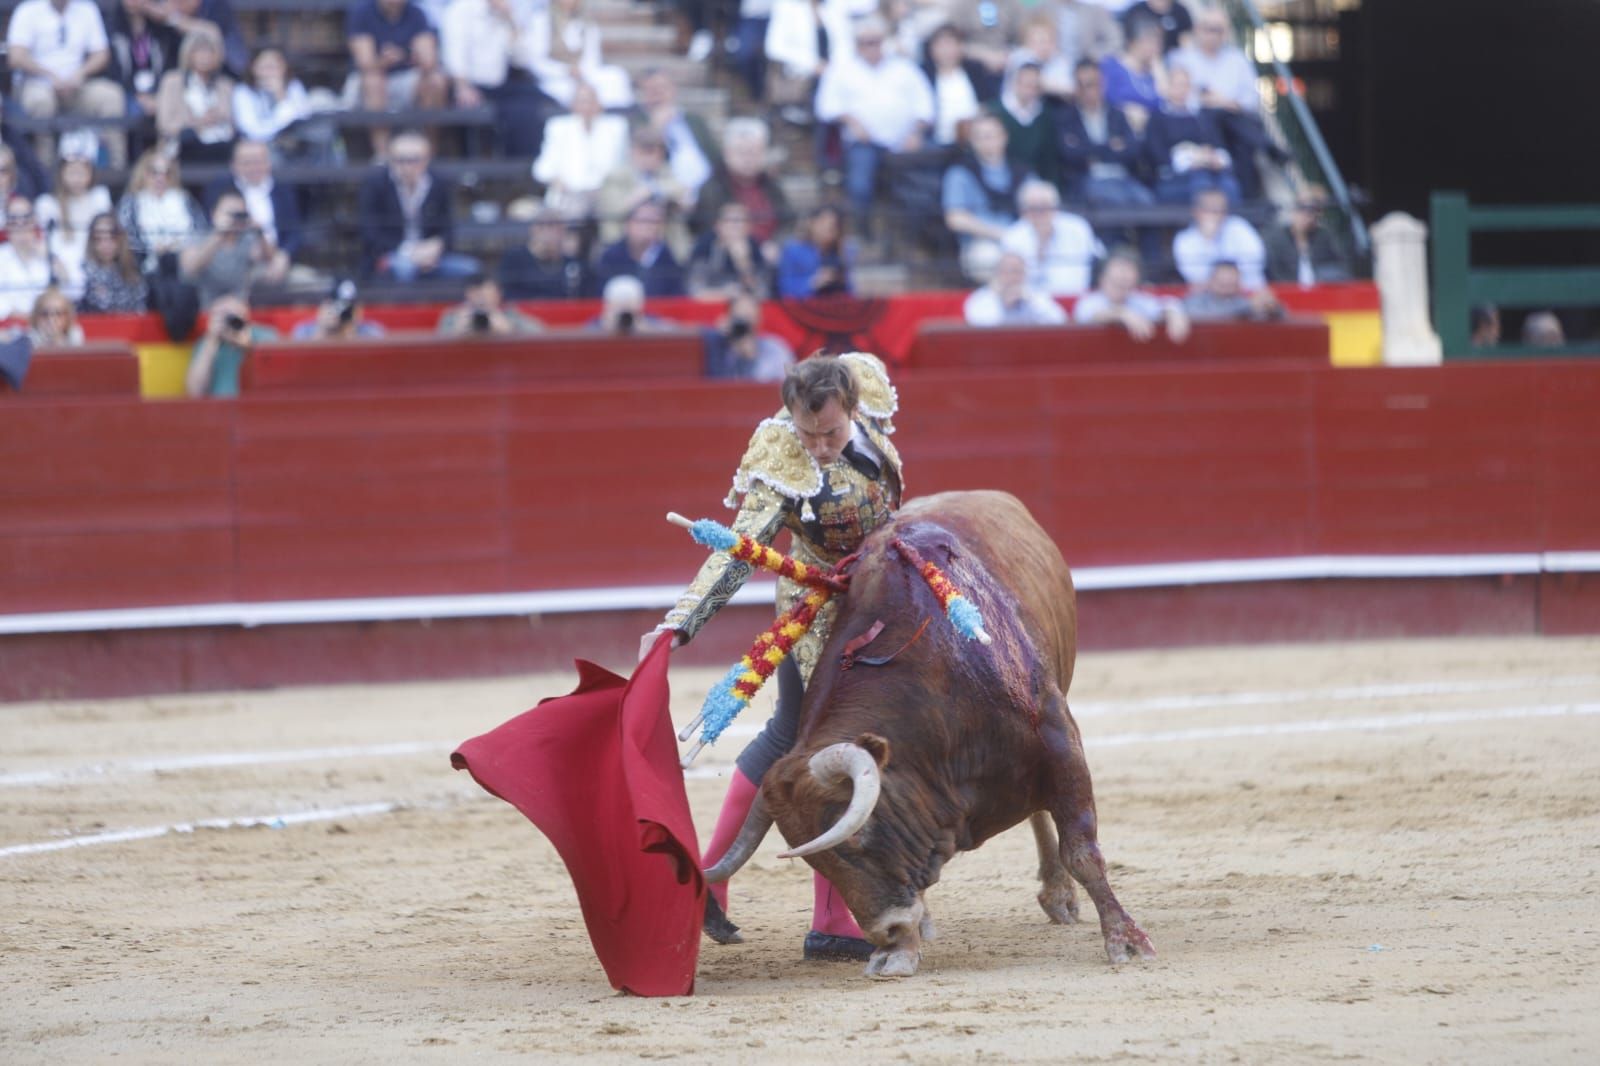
<box><xmin>292</xmin><ymin>279</ymin><xmax>386</xmax><ymax>341</ymax></box>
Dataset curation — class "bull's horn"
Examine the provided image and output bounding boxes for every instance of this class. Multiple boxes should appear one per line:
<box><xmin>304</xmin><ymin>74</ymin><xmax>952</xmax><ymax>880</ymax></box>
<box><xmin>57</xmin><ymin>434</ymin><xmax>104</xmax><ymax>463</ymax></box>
<box><xmin>776</xmin><ymin>743</ymin><xmax>882</xmax><ymax>859</ymax></box>
<box><xmin>703</xmin><ymin>795</ymin><xmax>773</xmax><ymax>883</ymax></box>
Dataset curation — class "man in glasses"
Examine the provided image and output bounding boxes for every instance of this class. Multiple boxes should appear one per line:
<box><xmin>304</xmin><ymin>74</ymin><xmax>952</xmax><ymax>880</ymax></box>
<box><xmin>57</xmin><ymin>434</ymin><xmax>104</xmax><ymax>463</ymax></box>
<box><xmin>1265</xmin><ymin>184</ymin><xmax>1352</xmax><ymax>286</ymax></box>
<box><xmin>999</xmin><ymin>178</ymin><xmax>1103</xmax><ymax>296</ymax></box>
<box><xmin>0</xmin><ymin>196</ymin><xmax>64</xmax><ymax>319</ymax></box>
<box><xmin>5</xmin><ymin>0</ymin><xmax>128</xmax><ymax>168</ymax></box>
<box><xmin>1169</xmin><ymin>8</ymin><xmax>1283</xmax><ymax>201</ymax></box>
<box><xmin>356</xmin><ymin>130</ymin><xmax>480</xmax><ymax>281</ymax></box>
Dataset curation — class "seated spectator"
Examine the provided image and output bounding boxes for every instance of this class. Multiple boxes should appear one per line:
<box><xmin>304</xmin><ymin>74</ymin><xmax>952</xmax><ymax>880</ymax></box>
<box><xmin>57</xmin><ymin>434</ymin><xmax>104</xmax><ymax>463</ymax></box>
<box><xmin>1000</xmin><ymin>179</ymin><xmax>1103</xmax><ymax>296</ymax></box>
<box><xmin>1183</xmin><ymin>259</ymin><xmax>1283</xmax><ymax>321</ymax></box>
<box><xmin>1122</xmin><ymin>0</ymin><xmax>1194</xmax><ymax>54</ymax></box>
<box><xmin>1074</xmin><ymin>249</ymin><xmax>1190</xmax><ymax>341</ymax></box>
<box><xmin>990</xmin><ymin>63</ymin><xmax>1059</xmax><ymax>189</ymax></box>
<box><xmin>203</xmin><ymin>139</ymin><xmax>304</xmax><ymax>264</ymax></box>
<box><xmin>1099</xmin><ymin>17</ymin><xmax>1167</xmax><ymax>133</ymax></box>
<box><xmin>178</xmin><ymin>191</ymin><xmax>289</xmax><ymax>306</ymax></box>
<box><xmin>1522</xmin><ymin>311</ymin><xmax>1566</xmax><ymax>347</ymax></box>
<box><xmin>688</xmin><ymin>203</ymin><xmax>772</xmax><ymax>301</ymax></box>
<box><xmin>5</xmin><ymin>0</ymin><xmax>128</xmax><ymax>168</ymax></box>
<box><xmin>1170</xmin><ymin>7</ymin><xmax>1282</xmax><ymax>200</ymax></box>
<box><xmin>357</xmin><ymin>131</ymin><xmax>480</xmax><ymax>280</ymax></box>
<box><xmin>28</xmin><ymin>286</ymin><xmax>86</xmax><ymax>346</ymax></box>
<box><xmin>0</xmin><ymin>197</ymin><xmax>65</xmax><ymax>319</ymax></box>
<box><xmin>592</xmin><ymin>274</ymin><xmax>670</xmax><ymax>334</ymax></box>
<box><xmin>942</xmin><ymin>113</ymin><xmax>1030</xmax><ymax>280</ymax></box>
<box><xmin>168</xmin><ymin>0</ymin><xmax>249</xmax><ymax>78</ymax></box>
<box><xmin>702</xmin><ymin>289</ymin><xmax>794</xmax><ymax>381</ymax></box>
<box><xmin>116</xmin><ymin>149</ymin><xmax>207</xmax><ymax>272</ymax></box>
<box><xmin>962</xmin><ymin>249</ymin><xmax>1067</xmax><ymax>327</ymax></box>
<box><xmin>109</xmin><ymin>0</ymin><xmax>183</xmax><ymax>121</ymax></box>
<box><xmin>1469</xmin><ymin>304</ymin><xmax>1500</xmax><ymax>348</ymax></box>
<box><xmin>441</xmin><ymin>0</ymin><xmax>551</xmax><ymax>158</ymax></box>
<box><xmin>1057</xmin><ymin>59</ymin><xmax>1152</xmax><ymax>209</ymax></box>
<box><xmin>234</xmin><ymin>48</ymin><xmax>332</xmax><ymax>162</ymax></box>
<box><xmin>921</xmin><ymin>23</ymin><xmax>985</xmax><ymax>148</ymax></box>
<box><xmin>156</xmin><ymin>24</ymin><xmax>236</xmax><ymax>164</ymax></box>
<box><xmin>597</xmin><ymin>128</ymin><xmax>693</xmax><ymax>255</ymax></box>
<box><xmin>291</xmin><ymin>278</ymin><xmax>385</xmax><ymax>340</ymax></box>
<box><xmin>1006</xmin><ymin>13</ymin><xmax>1073</xmax><ymax>99</ymax></box>
<box><xmin>594</xmin><ymin>198</ymin><xmax>687</xmax><ymax>298</ymax></box>
<box><xmin>689</xmin><ymin>118</ymin><xmax>792</xmax><ymax>259</ymax></box>
<box><xmin>1054</xmin><ymin>0</ymin><xmax>1123</xmax><ymax>68</ymax></box>
<box><xmin>346</xmin><ymin>0</ymin><xmax>448</xmax><ymax>160</ymax></box>
<box><xmin>1144</xmin><ymin>66</ymin><xmax>1240</xmax><ymax>205</ymax></box>
<box><xmin>814</xmin><ymin>14</ymin><xmax>935</xmax><ymax>228</ymax></box>
<box><xmin>533</xmin><ymin>83</ymin><xmax>631</xmax><ymax>220</ymax></box>
<box><xmin>529</xmin><ymin>0</ymin><xmax>635</xmax><ymax>110</ymax></box>
<box><xmin>632</xmin><ymin>69</ymin><xmax>718</xmax><ymax>201</ymax></box>
<box><xmin>1266</xmin><ymin>185</ymin><xmax>1352</xmax><ymax>286</ymax></box>
<box><xmin>36</xmin><ymin>152</ymin><xmax>113</xmax><ymax>300</ymax></box>
<box><xmin>776</xmin><ymin>205</ymin><xmax>855</xmax><ymax>299</ymax></box>
<box><xmin>78</xmin><ymin>212</ymin><xmax>150</xmax><ymax>313</ymax></box>
<box><xmin>1172</xmin><ymin>187</ymin><xmax>1265</xmax><ymax>289</ymax></box>
<box><xmin>950</xmin><ymin>0</ymin><xmax>1022</xmax><ymax>98</ymax></box>
<box><xmin>185</xmin><ymin>291</ymin><xmax>276</xmax><ymax>397</ymax></box>
<box><xmin>437</xmin><ymin>273</ymin><xmax>544</xmax><ymax>337</ymax></box>
<box><xmin>497</xmin><ymin>209</ymin><xmax>590</xmax><ymax>301</ymax></box>
<box><xmin>763</xmin><ymin>0</ymin><xmax>839</xmax><ymax>122</ymax></box>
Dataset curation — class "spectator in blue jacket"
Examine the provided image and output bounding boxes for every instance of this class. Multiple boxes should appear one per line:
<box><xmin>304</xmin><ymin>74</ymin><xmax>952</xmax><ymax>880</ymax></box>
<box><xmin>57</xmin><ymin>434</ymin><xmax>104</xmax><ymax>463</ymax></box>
<box><xmin>776</xmin><ymin>205</ymin><xmax>855</xmax><ymax>299</ymax></box>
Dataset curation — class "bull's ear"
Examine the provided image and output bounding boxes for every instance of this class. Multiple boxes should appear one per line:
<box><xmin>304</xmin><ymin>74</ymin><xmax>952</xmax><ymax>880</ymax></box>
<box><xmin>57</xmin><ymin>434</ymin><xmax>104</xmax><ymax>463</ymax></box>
<box><xmin>855</xmin><ymin>733</ymin><xmax>891</xmax><ymax>769</ymax></box>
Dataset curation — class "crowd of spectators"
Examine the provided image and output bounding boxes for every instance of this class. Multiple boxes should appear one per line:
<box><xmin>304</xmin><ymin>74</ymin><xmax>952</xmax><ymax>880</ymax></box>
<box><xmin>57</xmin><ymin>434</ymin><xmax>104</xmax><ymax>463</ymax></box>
<box><xmin>0</xmin><ymin>0</ymin><xmax>1390</xmax><ymax>380</ymax></box>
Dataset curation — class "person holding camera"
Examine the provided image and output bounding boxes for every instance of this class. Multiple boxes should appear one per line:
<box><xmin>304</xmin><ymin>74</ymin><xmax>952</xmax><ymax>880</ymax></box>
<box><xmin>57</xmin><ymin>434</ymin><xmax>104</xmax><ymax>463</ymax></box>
<box><xmin>292</xmin><ymin>278</ymin><xmax>385</xmax><ymax>341</ymax></box>
<box><xmin>590</xmin><ymin>274</ymin><xmax>669</xmax><ymax>336</ymax></box>
<box><xmin>178</xmin><ymin>190</ymin><xmax>288</xmax><ymax>307</ymax></box>
<box><xmin>185</xmin><ymin>291</ymin><xmax>276</xmax><ymax>397</ymax></box>
<box><xmin>702</xmin><ymin>290</ymin><xmax>792</xmax><ymax>382</ymax></box>
<box><xmin>436</xmin><ymin>274</ymin><xmax>544</xmax><ymax>338</ymax></box>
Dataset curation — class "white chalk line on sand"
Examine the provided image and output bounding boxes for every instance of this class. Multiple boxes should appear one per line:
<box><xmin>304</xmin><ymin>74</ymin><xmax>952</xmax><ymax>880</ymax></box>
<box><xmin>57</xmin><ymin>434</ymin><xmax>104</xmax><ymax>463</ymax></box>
<box><xmin>0</xmin><ymin>741</ymin><xmax>444</xmax><ymax>788</ymax></box>
<box><xmin>6</xmin><ymin>699</ymin><xmax>1600</xmax><ymax>859</ymax></box>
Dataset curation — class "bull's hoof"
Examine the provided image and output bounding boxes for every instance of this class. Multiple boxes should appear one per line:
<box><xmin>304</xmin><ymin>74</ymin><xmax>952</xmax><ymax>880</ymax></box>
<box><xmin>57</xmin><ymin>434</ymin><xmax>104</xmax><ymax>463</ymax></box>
<box><xmin>865</xmin><ymin>947</ymin><xmax>921</xmax><ymax>979</ymax></box>
<box><xmin>703</xmin><ymin>894</ymin><xmax>742</xmax><ymax>945</ymax></box>
<box><xmin>1038</xmin><ymin>882</ymin><xmax>1080</xmax><ymax>925</ymax></box>
<box><xmin>803</xmin><ymin>931</ymin><xmax>874</xmax><ymax>962</ymax></box>
<box><xmin>1104</xmin><ymin>919</ymin><xmax>1156</xmax><ymax>964</ymax></box>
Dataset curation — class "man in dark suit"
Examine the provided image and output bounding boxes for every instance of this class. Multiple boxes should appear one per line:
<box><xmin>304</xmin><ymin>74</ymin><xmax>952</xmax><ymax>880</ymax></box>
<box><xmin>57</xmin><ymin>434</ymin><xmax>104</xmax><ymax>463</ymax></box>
<box><xmin>1057</xmin><ymin>59</ymin><xmax>1152</xmax><ymax>208</ymax></box>
<box><xmin>593</xmin><ymin>198</ymin><xmax>687</xmax><ymax>299</ymax></box>
<box><xmin>202</xmin><ymin>140</ymin><xmax>304</xmax><ymax>262</ymax></box>
<box><xmin>355</xmin><ymin>130</ymin><xmax>479</xmax><ymax>280</ymax></box>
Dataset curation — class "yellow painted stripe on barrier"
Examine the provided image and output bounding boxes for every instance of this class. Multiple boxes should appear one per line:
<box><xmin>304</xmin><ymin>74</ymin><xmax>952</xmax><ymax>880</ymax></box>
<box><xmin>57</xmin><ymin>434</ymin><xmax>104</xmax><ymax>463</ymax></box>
<box><xmin>136</xmin><ymin>342</ymin><xmax>192</xmax><ymax>398</ymax></box>
<box><xmin>1324</xmin><ymin>311</ymin><xmax>1383</xmax><ymax>367</ymax></box>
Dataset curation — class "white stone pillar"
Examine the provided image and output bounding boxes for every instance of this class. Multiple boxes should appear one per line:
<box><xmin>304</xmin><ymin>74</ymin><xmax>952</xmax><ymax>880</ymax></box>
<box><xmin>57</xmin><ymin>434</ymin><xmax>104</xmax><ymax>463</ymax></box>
<box><xmin>1371</xmin><ymin>212</ymin><xmax>1443</xmax><ymax>366</ymax></box>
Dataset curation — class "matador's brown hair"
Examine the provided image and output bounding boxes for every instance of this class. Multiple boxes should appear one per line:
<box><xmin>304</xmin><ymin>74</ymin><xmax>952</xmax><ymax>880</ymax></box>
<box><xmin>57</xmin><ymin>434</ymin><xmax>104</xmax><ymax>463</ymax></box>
<box><xmin>781</xmin><ymin>355</ymin><xmax>858</xmax><ymax>415</ymax></box>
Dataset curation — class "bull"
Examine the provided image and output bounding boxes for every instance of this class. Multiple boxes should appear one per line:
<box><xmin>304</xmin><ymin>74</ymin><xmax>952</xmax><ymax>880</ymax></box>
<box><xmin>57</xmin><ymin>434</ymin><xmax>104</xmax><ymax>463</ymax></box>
<box><xmin>704</xmin><ymin>490</ymin><xmax>1155</xmax><ymax>977</ymax></box>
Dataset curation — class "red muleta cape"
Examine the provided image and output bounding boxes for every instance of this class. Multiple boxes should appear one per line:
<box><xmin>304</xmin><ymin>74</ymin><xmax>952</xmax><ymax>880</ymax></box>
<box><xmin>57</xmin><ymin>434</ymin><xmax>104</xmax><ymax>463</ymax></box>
<box><xmin>451</xmin><ymin>633</ymin><xmax>703</xmax><ymax>996</ymax></box>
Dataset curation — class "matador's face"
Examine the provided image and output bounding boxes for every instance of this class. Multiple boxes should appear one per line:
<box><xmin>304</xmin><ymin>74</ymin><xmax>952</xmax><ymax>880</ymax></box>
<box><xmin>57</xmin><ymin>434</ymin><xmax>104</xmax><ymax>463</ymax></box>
<box><xmin>790</xmin><ymin>397</ymin><xmax>853</xmax><ymax>466</ymax></box>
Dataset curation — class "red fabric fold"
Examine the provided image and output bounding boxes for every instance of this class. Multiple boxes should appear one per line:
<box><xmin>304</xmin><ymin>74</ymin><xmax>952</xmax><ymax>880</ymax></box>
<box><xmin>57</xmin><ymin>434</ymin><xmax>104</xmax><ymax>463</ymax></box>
<box><xmin>451</xmin><ymin>633</ymin><xmax>703</xmax><ymax>996</ymax></box>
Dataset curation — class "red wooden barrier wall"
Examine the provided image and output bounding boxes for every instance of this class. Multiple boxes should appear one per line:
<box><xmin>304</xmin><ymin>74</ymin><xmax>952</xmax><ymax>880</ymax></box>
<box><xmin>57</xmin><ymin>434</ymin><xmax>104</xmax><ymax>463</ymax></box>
<box><xmin>3</xmin><ymin>360</ymin><xmax>1597</xmax><ymax>620</ymax></box>
<box><xmin>1</xmin><ymin>343</ymin><xmax>140</xmax><ymax>396</ymax></box>
<box><xmin>908</xmin><ymin>320</ymin><xmax>1329</xmax><ymax>370</ymax></box>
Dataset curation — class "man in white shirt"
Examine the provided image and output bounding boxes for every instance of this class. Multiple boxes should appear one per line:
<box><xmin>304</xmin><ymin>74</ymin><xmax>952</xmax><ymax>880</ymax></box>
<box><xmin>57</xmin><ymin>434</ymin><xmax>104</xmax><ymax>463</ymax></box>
<box><xmin>5</xmin><ymin>0</ymin><xmax>127</xmax><ymax>168</ymax></box>
<box><xmin>0</xmin><ymin>197</ymin><xmax>64</xmax><ymax>319</ymax></box>
<box><xmin>439</xmin><ymin>0</ymin><xmax>549</xmax><ymax>156</ymax></box>
<box><xmin>1074</xmin><ymin>250</ymin><xmax>1190</xmax><ymax>342</ymax></box>
<box><xmin>813</xmin><ymin>14</ymin><xmax>934</xmax><ymax>228</ymax></box>
<box><xmin>1000</xmin><ymin>179</ymin><xmax>1104</xmax><ymax>296</ymax></box>
<box><xmin>963</xmin><ymin>250</ymin><xmax>1068</xmax><ymax>328</ymax></box>
<box><xmin>1169</xmin><ymin>7</ymin><xmax>1282</xmax><ymax>200</ymax></box>
<box><xmin>1171</xmin><ymin>187</ymin><xmax>1267</xmax><ymax>289</ymax></box>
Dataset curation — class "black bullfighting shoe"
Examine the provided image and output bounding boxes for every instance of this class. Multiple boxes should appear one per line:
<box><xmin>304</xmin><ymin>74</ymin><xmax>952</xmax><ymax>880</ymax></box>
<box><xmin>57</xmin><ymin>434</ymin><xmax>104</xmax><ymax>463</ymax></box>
<box><xmin>703</xmin><ymin>894</ymin><xmax>743</xmax><ymax>945</ymax></box>
<box><xmin>802</xmin><ymin>931</ymin><xmax>874</xmax><ymax>962</ymax></box>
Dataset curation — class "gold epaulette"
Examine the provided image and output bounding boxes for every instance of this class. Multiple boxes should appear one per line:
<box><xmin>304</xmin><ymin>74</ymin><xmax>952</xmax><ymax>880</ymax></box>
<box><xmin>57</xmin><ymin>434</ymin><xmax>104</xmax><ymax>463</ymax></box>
<box><xmin>726</xmin><ymin>417</ymin><xmax>821</xmax><ymax>511</ymax></box>
<box><xmin>838</xmin><ymin>351</ymin><xmax>898</xmax><ymax>427</ymax></box>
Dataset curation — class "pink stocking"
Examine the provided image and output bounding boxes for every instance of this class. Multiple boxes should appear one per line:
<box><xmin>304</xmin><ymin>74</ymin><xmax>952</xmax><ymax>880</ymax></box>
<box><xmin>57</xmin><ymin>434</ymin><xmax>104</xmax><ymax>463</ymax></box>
<box><xmin>811</xmin><ymin>871</ymin><xmax>865</xmax><ymax>938</ymax></box>
<box><xmin>700</xmin><ymin>768</ymin><xmax>760</xmax><ymax>911</ymax></box>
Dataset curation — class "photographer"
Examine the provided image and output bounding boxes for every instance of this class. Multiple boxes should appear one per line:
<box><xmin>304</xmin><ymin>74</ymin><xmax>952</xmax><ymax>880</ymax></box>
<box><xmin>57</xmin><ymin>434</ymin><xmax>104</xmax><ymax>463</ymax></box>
<box><xmin>702</xmin><ymin>290</ymin><xmax>792</xmax><ymax>382</ymax></box>
<box><xmin>436</xmin><ymin>274</ymin><xmax>543</xmax><ymax>338</ymax></box>
<box><xmin>179</xmin><ymin>191</ymin><xmax>289</xmax><ymax>307</ymax></box>
<box><xmin>590</xmin><ymin>274</ymin><xmax>669</xmax><ymax>336</ymax></box>
<box><xmin>291</xmin><ymin>278</ymin><xmax>385</xmax><ymax>341</ymax></box>
<box><xmin>185</xmin><ymin>292</ymin><xmax>277</xmax><ymax>397</ymax></box>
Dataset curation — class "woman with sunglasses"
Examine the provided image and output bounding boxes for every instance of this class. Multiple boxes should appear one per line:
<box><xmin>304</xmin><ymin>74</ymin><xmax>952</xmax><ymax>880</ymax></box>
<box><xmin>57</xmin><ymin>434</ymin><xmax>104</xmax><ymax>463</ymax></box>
<box><xmin>79</xmin><ymin>212</ymin><xmax>150</xmax><ymax>314</ymax></box>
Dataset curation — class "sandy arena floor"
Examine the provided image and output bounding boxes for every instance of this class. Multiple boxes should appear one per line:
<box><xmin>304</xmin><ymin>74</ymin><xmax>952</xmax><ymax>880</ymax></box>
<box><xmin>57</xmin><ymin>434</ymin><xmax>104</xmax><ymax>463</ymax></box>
<box><xmin>3</xmin><ymin>636</ymin><xmax>1599</xmax><ymax>1064</ymax></box>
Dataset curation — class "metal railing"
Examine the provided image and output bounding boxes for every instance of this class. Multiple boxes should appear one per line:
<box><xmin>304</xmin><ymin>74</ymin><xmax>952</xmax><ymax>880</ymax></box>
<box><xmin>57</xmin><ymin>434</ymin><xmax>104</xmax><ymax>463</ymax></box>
<box><xmin>1429</xmin><ymin>191</ymin><xmax>1600</xmax><ymax>357</ymax></box>
<box><xmin>1218</xmin><ymin>0</ymin><xmax>1369</xmax><ymax>261</ymax></box>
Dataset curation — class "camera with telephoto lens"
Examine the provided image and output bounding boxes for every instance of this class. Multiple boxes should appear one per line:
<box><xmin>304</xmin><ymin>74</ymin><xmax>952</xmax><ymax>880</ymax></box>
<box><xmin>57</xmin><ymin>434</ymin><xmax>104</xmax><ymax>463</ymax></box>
<box><xmin>615</xmin><ymin>310</ymin><xmax>636</xmax><ymax>335</ymax></box>
<box><xmin>726</xmin><ymin>317</ymin><xmax>752</xmax><ymax>341</ymax></box>
<box><xmin>223</xmin><ymin>312</ymin><xmax>247</xmax><ymax>333</ymax></box>
<box><xmin>470</xmin><ymin>309</ymin><xmax>492</xmax><ymax>334</ymax></box>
